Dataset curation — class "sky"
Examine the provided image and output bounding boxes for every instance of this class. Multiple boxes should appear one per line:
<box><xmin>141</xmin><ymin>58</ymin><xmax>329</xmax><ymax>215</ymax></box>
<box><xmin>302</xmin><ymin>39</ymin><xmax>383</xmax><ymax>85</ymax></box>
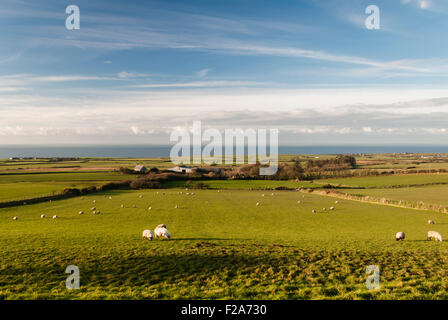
<box><xmin>2</xmin><ymin>0</ymin><xmax>448</xmax><ymax>145</ymax></box>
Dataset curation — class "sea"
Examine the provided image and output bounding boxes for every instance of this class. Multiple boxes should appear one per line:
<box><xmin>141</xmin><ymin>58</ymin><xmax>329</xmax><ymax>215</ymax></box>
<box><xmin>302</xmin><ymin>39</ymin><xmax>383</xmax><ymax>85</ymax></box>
<box><xmin>1</xmin><ymin>145</ymin><xmax>448</xmax><ymax>158</ymax></box>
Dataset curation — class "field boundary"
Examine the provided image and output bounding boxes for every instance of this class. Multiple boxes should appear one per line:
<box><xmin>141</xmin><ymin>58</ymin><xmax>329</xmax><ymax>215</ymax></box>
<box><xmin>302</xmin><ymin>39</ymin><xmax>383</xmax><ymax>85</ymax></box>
<box><xmin>301</xmin><ymin>188</ymin><xmax>448</xmax><ymax>214</ymax></box>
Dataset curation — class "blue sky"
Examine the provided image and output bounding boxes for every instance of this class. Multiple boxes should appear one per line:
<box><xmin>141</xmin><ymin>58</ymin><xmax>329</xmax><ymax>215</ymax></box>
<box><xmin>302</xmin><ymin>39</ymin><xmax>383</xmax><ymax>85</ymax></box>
<box><xmin>2</xmin><ymin>0</ymin><xmax>448</xmax><ymax>145</ymax></box>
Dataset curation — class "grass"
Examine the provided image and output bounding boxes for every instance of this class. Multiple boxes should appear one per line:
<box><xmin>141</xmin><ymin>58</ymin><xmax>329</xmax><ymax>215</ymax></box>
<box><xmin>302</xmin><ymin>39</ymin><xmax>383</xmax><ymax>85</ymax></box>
<box><xmin>318</xmin><ymin>174</ymin><xmax>448</xmax><ymax>188</ymax></box>
<box><xmin>2</xmin><ymin>189</ymin><xmax>448</xmax><ymax>299</ymax></box>
<box><xmin>344</xmin><ymin>185</ymin><xmax>448</xmax><ymax>207</ymax></box>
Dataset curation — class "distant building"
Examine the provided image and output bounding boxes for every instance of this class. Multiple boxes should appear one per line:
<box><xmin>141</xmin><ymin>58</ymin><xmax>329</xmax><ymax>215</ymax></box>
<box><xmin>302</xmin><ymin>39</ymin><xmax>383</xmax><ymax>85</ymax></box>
<box><xmin>134</xmin><ymin>165</ymin><xmax>148</xmax><ymax>173</ymax></box>
<box><xmin>167</xmin><ymin>166</ymin><xmax>195</xmax><ymax>174</ymax></box>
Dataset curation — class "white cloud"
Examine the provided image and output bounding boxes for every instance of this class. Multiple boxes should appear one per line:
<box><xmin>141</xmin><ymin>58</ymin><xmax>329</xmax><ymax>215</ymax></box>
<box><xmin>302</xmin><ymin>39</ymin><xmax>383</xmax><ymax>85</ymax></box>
<box><xmin>196</xmin><ymin>69</ymin><xmax>211</xmax><ymax>78</ymax></box>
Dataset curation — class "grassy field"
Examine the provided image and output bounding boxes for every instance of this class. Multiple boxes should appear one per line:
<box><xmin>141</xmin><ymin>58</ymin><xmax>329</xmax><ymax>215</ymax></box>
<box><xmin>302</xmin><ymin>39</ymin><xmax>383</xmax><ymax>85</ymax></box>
<box><xmin>2</xmin><ymin>188</ymin><xmax>448</xmax><ymax>299</ymax></box>
<box><xmin>4</xmin><ymin>156</ymin><xmax>448</xmax><ymax>300</ymax></box>
<box><xmin>0</xmin><ymin>172</ymin><xmax>135</xmax><ymax>202</ymax></box>
<box><xmin>318</xmin><ymin>174</ymin><xmax>448</xmax><ymax>188</ymax></box>
<box><xmin>344</xmin><ymin>185</ymin><xmax>448</xmax><ymax>207</ymax></box>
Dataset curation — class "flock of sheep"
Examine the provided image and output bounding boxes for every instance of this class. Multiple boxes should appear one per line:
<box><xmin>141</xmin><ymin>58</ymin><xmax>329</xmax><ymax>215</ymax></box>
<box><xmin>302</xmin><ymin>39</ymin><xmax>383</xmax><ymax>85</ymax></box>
<box><xmin>395</xmin><ymin>220</ymin><xmax>443</xmax><ymax>242</ymax></box>
<box><xmin>9</xmin><ymin>190</ymin><xmax>446</xmax><ymax>244</ymax></box>
<box><xmin>11</xmin><ymin>193</ymin><xmax>172</xmax><ymax>241</ymax></box>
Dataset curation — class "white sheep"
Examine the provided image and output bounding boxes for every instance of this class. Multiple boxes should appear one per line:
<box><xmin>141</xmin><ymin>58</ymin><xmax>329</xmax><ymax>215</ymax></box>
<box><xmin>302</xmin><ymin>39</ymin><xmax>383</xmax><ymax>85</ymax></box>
<box><xmin>121</xmin><ymin>204</ymin><xmax>124</xmax><ymax>208</ymax></box>
<box><xmin>96</xmin><ymin>210</ymin><xmax>101</xmax><ymax>214</ymax></box>
<box><xmin>93</xmin><ymin>200</ymin><xmax>96</xmax><ymax>203</ymax></box>
<box><xmin>109</xmin><ymin>196</ymin><xmax>112</xmax><ymax>200</ymax></box>
<box><xmin>261</xmin><ymin>194</ymin><xmax>265</xmax><ymax>197</ymax></box>
<box><xmin>428</xmin><ymin>231</ymin><xmax>443</xmax><ymax>242</ymax></box>
<box><xmin>133</xmin><ymin>204</ymin><xmax>137</xmax><ymax>208</ymax></box>
<box><xmin>12</xmin><ymin>216</ymin><xmax>18</xmax><ymax>220</ymax></box>
<box><xmin>91</xmin><ymin>207</ymin><xmax>96</xmax><ymax>211</ymax></box>
<box><xmin>330</xmin><ymin>206</ymin><xmax>335</xmax><ymax>210</ymax></box>
<box><xmin>323</xmin><ymin>207</ymin><xmax>326</xmax><ymax>211</ymax></box>
<box><xmin>142</xmin><ymin>229</ymin><xmax>153</xmax><ymax>241</ymax></box>
<box><xmin>52</xmin><ymin>215</ymin><xmax>58</xmax><ymax>219</ymax></box>
<box><xmin>312</xmin><ymin>209</ymin><xmax>317</xmax><ymax>213</ymax></box>
<box><xmin>174</xmin><ymin>205</ymin><xmax>178</xmax><ymax>209</ymax></box>
<box><xmin>154</xmin><ymin>224</ymin><xmax>171</xmax><ymax>239</ymax></box>
<box><xmin>148</xmin><ymin>207</ymin><xmax>152</xmax><ymax>211</ymax></box>
<box><xmin>428</xmin><ymin>220</ymin><xmax>435</xmax><ymax>225</ymax></box>
<box><xmin>139</xmin><ymin>194</ymin><xmax>143</xmax><ymax>198</ymax></box>
<box><xmin>335</xmin><ymin>201</ymin><xmax>339</xmax><ymax>204</ymax></box>
<box><xmin>41</xmin><ymin>214</ymin><xmax>46</xmax><ymax>218</ymax></box>
<box><xmin>297</xmin><ymin>200</ymin><xmax>301</xmax><ymax>204</ymax></box>
<box><xmin>92</xmin><ymin>210</ymin><xmax>97</xmax><ymax>215</ymax></box>
<box><xmin>256</xmin><ymin>202</ymin><xmax>260</xmax><ymax>206</ymax></box>
<box><xmin>395</xmin><ymin>232</ymin><xmax>405</xmax><ymax>241</ymax></box>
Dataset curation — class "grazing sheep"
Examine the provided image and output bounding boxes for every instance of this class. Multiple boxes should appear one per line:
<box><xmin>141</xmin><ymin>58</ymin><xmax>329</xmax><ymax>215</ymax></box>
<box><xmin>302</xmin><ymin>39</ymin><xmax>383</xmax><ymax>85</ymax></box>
<box><xmin>323</xmin><ymin>208</ymin><xmax>326</xmax><ymax>211</ymax></box>
<box><xmin>139</xmin><ymin>195</ymin><xmax>143</xmax><ymax>198</ymax></box>
<box><xmin>109</xmin><ymin>196</ymin><xmax>112</xmax><ymax>200</ymax></box>
<box><xmin>96</xmin><ymin>210</ymin><xmax>101</xmax><ymax>214</ymax></box>
<box><xmin>312</xmin><ymin>209</ymin><xmax>317</xmax><ymax>213</ymax></box>
<box><xmin>330</xmin><ymin>206</ymin><xmax>335</xmax><ymax>210</ymax></box>
<box><xmin>93</xmin><ymin>200</ymin><xmax>96</xmax><ymax>204</ymax></box>
<box><xmin>428</xmin><ymin>231</ymin><xmax>443</xmax><ymax>242</ymax></box>
<box><xmin>154</xmin><ymin>224</ymin><xmax>171</xmax><ymax>239</ymax></box>
<box><xmin>78</xmin><ymin>211</ymin><xmax>84</xmax><ymax>215</ymax></box>
<box><xmin>12</xmin><ymin>216</ymin><xmax>18</xmax><ymax>220</ymax></box>
<box><xmin>52</xmin><ymin>215</ymin><xmax>58</xmax><ymax>219</ymax></box>
<box><xmin>92</xmin><ymin>210</ymin><xmax>97</xmax><ymax>215</ymax></box>
<box><xmin>41</xmin><ymin>214</ymin><xmax>46</xmax><ymax>218</ymax></box>
<box><xmin>297</xmin><ymin>200</ymin><xmax>301</xmax><ymax>204</ymax></box>
<box><xmin>91</xmin><ymin>207</ymin><xmax>96</xmax><ymax>211</ymax></box>
<box><xmin>191</xmin><ymin>192</ymin><xmax>195</xmax><ymax>195</ymax></box>
<box><xmin>261</xmin><ymin>194</ymin><xmax>265</xmax><ymax>197</ymax></box>
<box><xmin>174</xmin><ymin>205</ymin><xmax>178</xmax><ymax>209</ymax></box>
<box><xmin>148</xmin><ymin>207</ymin><xmax>152</xmax><ymax>211</ymax></box>
<box><xmin>428</xmin><ymin>220</ymin><xmax>435</xmax><ymax>225</ymax></box>
<box><xmin>395</xmin><ymin>232</ymin><xmax>405</xmax><ymax>241</ymax></box>
<box><xmin>271</xmin><ymin>193</ymin><xmax>274</xmax><ymax>196</ymax></box>
<box><xmin>142</xmin><ymin>229</ymin><xmax>153</xmax><ymax>240</ymax></box>
<box><xmin>335</xmin><ymin>201</ymin><xmax>339</xmax><ymax>204</ymax></box>
<box><xmin>256</xmin><ymin>202</ymin><xmax>260</xmax><ymax>206</ymax></box>
<box><xmin>133</xmin><ymin>204</ymin><xmax>137</xmax><ymax>208</ymax></box>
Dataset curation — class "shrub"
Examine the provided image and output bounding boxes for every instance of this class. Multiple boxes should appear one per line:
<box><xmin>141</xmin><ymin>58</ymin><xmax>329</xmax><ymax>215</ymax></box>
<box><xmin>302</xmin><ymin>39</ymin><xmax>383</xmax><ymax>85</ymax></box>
<box><xmin>129</xmin><ymin>180</ymin><xmax>162</xmax><ymax>189</ymax></box>
<box><xmin>61</xmin><ymin>188</ymin><xmax>81</xmax><ymax>196</ymax></box>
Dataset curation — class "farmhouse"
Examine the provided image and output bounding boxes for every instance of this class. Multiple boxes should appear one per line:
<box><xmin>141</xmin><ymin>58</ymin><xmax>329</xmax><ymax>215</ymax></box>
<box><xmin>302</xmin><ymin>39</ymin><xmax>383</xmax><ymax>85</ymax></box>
<box><xmin>167</xmin><ymin>166</ymin><xmax>195</xmax><ymax>174</ymax></box>
<box><xmin>134</xmin><ymin>165</ymin><xmax>148</xmax><ymax>173</ymax></box>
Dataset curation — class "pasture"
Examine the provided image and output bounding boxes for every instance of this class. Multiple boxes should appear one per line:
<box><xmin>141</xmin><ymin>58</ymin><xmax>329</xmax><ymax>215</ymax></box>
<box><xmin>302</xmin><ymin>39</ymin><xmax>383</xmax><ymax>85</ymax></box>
<box><xmin>2</xmin><ymin>188</ymin><xmax>448</xmax><ymax>299</ymax></box>
<box><xmin>318</xmin><ymin>174</ymin><xmax>448</xmax><ymax>188</ymax></box>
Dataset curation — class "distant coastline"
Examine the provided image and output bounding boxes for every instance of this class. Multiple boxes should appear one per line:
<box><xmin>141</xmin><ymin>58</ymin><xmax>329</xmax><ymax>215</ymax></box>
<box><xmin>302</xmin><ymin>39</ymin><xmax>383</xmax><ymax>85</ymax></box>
<box><xmin>2</xmin><ymin>145</ymin><xmax>448</xmax><ymax>158</ymax></box>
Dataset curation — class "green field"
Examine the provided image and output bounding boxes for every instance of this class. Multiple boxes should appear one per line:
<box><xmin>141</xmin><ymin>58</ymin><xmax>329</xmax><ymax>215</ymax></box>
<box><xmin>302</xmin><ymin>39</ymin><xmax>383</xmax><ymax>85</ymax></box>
<box><xmin>318</xmin><ymin>174</ymin><xmax>448</xmax><ymax>188</ymax></box>
<box><xmin>4</xmin><ymin>156</ymin><xmax>448</xmax><ymax>299</ymax></box>
<box><xmin>344</xmin><ymin>185</ymin><xmax>448</xmax><ymax>207</ymax></box>
<box><xmin>2</xmin><ymin>188</ymin><xmax>448</xmax><ymax>299</ymax></box>
<box><xmin>0</xmin><ymin>172</ymin><xmax>135</xmax><ymax>202</ymax></box>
